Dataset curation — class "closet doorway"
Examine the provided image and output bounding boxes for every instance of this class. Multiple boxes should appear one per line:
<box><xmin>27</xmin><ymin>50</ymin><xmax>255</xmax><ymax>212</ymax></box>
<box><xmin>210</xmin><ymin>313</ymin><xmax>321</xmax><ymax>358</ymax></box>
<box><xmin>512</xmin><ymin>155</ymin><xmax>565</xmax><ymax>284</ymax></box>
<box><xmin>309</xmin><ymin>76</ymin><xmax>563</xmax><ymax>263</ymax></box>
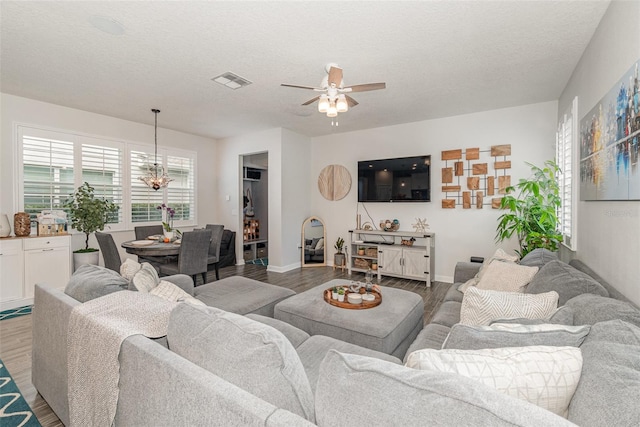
<box><xmin>241</xmin><ymin>152</ymin><xmax>268</xmax><ymax>265</ymax></box>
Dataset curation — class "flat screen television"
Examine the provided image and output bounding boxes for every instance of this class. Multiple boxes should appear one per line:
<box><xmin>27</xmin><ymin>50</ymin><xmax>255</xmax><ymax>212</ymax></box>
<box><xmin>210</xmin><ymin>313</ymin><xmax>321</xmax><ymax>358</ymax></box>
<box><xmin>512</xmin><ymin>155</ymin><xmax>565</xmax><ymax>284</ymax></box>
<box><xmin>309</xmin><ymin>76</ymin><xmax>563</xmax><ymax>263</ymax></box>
<box><xmin>358</xmin><ymin>155</ymin><xmax>431</xmax><ymax>202</ymax></box>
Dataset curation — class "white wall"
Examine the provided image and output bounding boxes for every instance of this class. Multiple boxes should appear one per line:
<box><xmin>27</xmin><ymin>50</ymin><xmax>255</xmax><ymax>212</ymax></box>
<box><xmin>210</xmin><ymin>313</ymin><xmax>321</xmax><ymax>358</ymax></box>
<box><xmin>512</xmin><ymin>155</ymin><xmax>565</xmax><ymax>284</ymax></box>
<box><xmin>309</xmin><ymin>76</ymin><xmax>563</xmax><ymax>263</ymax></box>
<box><xmin>558</xmin><ymin>0</ymin><xmax>640</xmax><ymax>306</ymax></box>
<box><xmin>0</xmin><ymin>93</ymin><xmax>218</xmax><ymax>259</ymax></box>
<box><xmin>310</xmin><ymin>101</ymin><xmax>558</xmax><ymax>282</ymax></box>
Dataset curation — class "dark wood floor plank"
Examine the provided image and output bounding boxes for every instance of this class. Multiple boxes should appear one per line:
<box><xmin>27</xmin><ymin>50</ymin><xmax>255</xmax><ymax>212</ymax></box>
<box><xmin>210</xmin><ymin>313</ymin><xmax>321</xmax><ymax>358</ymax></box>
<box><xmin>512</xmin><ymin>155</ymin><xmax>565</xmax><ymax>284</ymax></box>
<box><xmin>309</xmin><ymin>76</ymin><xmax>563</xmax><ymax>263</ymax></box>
<box><xmin>0</xmin><ymin>265</ymin><xmax>450</xmax><ymax>426</ymax></box>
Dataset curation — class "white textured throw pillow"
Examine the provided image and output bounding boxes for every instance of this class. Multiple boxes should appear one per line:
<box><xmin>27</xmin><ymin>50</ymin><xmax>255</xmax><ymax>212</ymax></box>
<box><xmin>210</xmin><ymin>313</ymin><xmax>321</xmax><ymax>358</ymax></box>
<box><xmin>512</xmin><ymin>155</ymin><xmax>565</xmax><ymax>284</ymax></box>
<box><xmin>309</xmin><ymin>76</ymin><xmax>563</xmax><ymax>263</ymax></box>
<box><xmin>460</xmin><ymin>287</ymin><xmax>558</xmax><ymax>326</ymax></box>
<box><xmin>405</xmin><ymin>346</ymin><xmax>583</xmax><ymax>417</ymax></box>
<box><xmin>315</xmin><ymin>238</ymin><xmax>324</xmax><ymax>250</ymax></box>
<box><xmin>476</xmin><ymin>260</ymin><xmax>538</xmax><ymax>293</ymax></box>
<box><xmin>131</xmin><ymin>262</ymin><xmax>160</xmax><ymax>292</ymax></box>
<box><xmin>458</xmin><ymin>248</ymin><xmax>520</xmax><ymax>292</ymax></box>
<box><xmin>120</xmin><ymin>258</ymin><xmax>142</xmax><ymax>281</ymax></box>
<box><xmin>150</xmin><ymin>280</ymin><xmax>206</xmax><ymax>306</ymax></box>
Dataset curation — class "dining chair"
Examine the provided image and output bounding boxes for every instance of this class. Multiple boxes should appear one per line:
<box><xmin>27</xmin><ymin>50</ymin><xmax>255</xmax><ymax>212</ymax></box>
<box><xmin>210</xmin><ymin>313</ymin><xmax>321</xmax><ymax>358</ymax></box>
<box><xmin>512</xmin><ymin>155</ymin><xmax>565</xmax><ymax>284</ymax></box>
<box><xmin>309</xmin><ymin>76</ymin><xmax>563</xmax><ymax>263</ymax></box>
<box><xmin>133</xmin><ymin>225</ymin><xmax>168</xmax><ymax>265</ymax></box>
<box><xmin>205</xmin><ymin>224</ymin><xmax>224</xmax><ymax>280</ymax></box>
<box><xmin>95</xmin><ymin>231</ymin><xmax>122</xmax><ymax>272</ymax></box>
<box><xmin>159</xmin><ymin>229</ymin><xmax>212</xmax><ymax>285</ymax></box>
<box><xmin>134</xmin><ymin>225</ymin><xmax>164</xmax><ymax>240</ymax></box>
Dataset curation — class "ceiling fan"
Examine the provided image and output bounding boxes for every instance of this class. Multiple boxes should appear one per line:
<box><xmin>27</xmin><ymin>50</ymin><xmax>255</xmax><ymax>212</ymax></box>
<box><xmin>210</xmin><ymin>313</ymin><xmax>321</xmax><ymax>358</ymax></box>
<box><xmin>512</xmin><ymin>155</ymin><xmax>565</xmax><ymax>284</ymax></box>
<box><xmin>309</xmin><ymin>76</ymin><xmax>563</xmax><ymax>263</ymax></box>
<box><xmin>281</xmin><ymin>63</ymin><xmax>386</xmax><ymax>117</ymax></box>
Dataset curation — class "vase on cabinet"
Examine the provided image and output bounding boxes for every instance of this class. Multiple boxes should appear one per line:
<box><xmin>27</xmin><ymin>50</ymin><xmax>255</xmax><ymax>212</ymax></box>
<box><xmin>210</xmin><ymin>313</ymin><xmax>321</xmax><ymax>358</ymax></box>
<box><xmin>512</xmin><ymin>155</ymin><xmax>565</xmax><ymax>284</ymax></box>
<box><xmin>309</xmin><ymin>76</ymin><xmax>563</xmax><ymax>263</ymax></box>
<box><xmin>73</xmin><ymin>251</ymin><xmax>100</xmax><ymax>272</ymax></box>
<box><xmin>0</xmin><ymin>214</ymin><xmax>10</xmax><ymax>237</ymax></box>
<box><xmin>163</xmin><ymin>230</ymin><xmax>175</xmax><ymax>241</ymax></box>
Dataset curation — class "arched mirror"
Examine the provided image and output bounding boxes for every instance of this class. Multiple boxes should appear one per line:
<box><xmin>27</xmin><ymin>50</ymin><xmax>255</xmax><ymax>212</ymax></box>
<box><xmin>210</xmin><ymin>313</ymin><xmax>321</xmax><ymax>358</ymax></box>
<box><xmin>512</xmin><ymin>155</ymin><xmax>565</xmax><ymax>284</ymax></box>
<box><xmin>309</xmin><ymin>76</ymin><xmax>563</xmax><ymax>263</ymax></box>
<box><xmin>302</xmin><ymin>216</ymin><xmax>326</xmax><ymax>267</ymax></box>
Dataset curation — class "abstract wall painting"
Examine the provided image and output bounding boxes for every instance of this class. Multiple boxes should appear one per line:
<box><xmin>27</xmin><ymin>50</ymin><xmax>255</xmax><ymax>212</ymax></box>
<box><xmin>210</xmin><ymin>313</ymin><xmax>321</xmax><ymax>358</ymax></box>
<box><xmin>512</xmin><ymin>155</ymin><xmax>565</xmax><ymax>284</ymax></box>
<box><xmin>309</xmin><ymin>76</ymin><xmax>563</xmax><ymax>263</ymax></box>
<box><xmin>580</xmin><ymin>60</ymin><xmax>640</xmax><ymax>201</ymax></box>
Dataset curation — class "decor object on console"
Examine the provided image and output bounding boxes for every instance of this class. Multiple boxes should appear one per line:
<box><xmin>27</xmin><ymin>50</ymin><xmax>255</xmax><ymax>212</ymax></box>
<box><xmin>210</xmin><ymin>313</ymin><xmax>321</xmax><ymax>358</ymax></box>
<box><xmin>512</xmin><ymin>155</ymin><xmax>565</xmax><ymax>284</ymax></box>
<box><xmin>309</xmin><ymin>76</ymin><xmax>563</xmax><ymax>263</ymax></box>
<box><xmin>380</xmin><ymin>219</ymin><xmax>399</xmax><ymax>232</ymax></box>
<box><xmin>495</xmin><ymin>160</ymin><xmax>562</xmax><ymax>257</ymax></box>
<box><xmin>441</xmin><ymin>145</ymin><xmax>511</xmax><ymax>209</ymax></box>
<box><xmin>0</xmin><ymin>214</ymin><xmax>11</xmax><ymax>237</ymax></box>
<box><xmin>36</xmin><ymin>210</ymin><xmax>68</xmax><ymax>236</ymax></box>
<box><xmin>317</xmin><ymin>164</ymin><xmax>351</xmax><ymax>201</ymax></box>
<box><xmin>139</xmin><ymin>108</ymin><xmax>173</xmax><ymax>191</ymax></box>
<box><xmin>412</xmin><ymin>218</ymin><xmax>429</xmax><ymax>233</ymax></box>
<box><xmin>281</xmin><ymin>63</ymin><xmax>385</xmax><ymax>118</ymax></box>
<box><xmin>13</xmin><ymin>212</ymin><xmax>31</xmax><ymax>237</ymax></box>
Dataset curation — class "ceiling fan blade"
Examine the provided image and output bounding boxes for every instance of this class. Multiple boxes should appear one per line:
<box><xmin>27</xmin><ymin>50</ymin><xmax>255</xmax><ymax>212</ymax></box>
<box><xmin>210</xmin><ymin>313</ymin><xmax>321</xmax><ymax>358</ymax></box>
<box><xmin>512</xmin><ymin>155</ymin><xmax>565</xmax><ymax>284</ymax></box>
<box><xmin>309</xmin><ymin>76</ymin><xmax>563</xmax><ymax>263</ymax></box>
<box><xmin>281</xmin><ymin>83</ymin><xmax>319</xmax><ymax>90</ymax></box>
<box><xmin>345</xmin><ymin>95</ymin><xmax>359</xmax><ymax>107</ymax></box>
<box><xmin>328</xmin><ymin>66</ymin><xmax>343</xmax><ymax>87</ymax></box>
<box><xmin>301</xmin><ymin>96</ymin><xmax>320</xmax><ymax>106</ymax></box>
<box><xmin>346</xmin><ymin>82</ymin><xmax>386</xmax><ymax>92</ymax></box>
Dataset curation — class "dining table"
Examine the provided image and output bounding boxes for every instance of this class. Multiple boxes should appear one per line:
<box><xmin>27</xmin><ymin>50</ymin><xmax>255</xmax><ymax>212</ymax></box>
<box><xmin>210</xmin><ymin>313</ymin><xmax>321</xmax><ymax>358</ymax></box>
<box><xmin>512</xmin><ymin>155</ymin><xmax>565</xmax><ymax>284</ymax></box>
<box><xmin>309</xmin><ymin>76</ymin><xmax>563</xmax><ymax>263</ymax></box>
<box><xmin>121</xmin><ymin>237</ymin><xmax>181</xmax><ymax>257</ymax></box>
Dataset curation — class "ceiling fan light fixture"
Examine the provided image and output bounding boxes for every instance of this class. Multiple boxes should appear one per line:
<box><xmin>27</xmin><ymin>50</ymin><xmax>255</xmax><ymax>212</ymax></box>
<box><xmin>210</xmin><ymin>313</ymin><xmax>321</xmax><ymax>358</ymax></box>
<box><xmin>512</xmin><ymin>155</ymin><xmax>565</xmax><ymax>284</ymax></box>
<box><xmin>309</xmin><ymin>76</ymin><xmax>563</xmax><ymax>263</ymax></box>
<box><xmin>327</xmin><ymin>100</ymin><xmax>338</xmax><ymax>118</ymax></box>
<box><xmin>318</xmin><ymin>95</ymin><xmax>330</xmax><ymax>113</ymax></box>
<box><xmin>336</xmin><ymin>94</ymin><xmax>348</xmax><ymax>113</ymax></box>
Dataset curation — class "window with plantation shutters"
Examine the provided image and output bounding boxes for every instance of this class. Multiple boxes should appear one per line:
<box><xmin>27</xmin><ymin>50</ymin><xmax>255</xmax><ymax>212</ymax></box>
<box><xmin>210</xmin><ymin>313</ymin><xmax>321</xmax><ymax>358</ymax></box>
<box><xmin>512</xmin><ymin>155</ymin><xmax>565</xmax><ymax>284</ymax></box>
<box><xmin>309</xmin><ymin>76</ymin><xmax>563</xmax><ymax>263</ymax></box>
<box><xmin>556</xmin><ymin>97</ymin><xmax>578</xmax><ymax>251</ymax></box>
<box><xmin>130</xmin><ymin>148</ymin><xmax>164</xmax><ymax>223</ymax></box>
<box><xmin>166</xmin><ymin>154</ymin><xmax>195</xmax><ymax>222</ymax></box>
<box><xmin>80</xmin><ymin>138</ymin><xmax>123</xmax><ymax>224</ymax></box>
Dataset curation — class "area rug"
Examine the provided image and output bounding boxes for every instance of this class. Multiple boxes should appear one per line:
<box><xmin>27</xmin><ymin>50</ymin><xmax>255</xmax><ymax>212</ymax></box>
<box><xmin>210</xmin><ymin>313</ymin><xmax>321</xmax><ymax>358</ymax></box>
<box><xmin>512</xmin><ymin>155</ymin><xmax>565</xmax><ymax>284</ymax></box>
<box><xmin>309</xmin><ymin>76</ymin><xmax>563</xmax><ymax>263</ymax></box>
<box><xmin>0</xmin><ymin>359</ymin><xmax>41</xmax><ymax>427</ymax></box>
<box><xmin>246</xmin><ymin>257</ymin><xmax>268</xmax><ymax>266</ymax></box>
<box><xmin>0</xmin><ymin>306</ymin><xmax>32</xmax><ymax>321</ymax></box>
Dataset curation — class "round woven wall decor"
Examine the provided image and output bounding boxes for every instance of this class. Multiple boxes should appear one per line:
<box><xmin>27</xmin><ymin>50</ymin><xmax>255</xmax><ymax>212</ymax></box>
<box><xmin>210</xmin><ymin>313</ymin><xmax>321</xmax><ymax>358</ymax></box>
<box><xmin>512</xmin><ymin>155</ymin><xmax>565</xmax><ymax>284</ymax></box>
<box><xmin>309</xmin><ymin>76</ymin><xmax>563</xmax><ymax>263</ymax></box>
<box><xmin>14</xmin><ymin>212</ymin><xmax>31</xmax><ymax>237</ymax></box>
<box><xmin>318</xmin><ymin>164</ymin><xmax>351</xmax><ymax>201</ymax></box>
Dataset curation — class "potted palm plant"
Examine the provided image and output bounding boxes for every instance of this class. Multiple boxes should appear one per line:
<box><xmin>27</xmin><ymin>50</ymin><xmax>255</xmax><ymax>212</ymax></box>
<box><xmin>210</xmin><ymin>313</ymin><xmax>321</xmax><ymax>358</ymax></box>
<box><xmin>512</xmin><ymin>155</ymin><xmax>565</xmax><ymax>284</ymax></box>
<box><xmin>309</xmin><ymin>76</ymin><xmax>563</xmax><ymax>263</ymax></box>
<box><xmin>64</xmin><ymin>182</ymin><xmax>119</xmax><ymax>270</ymax></box>
<box><xmin>495</xmin><ymin>160</ymin><xmax>562</xmax><ymax>258</ymax></box>
<box><xmin>334</xmin><ymin>236</ymin><xmax>346</xmax><ymax>267</ymax></box>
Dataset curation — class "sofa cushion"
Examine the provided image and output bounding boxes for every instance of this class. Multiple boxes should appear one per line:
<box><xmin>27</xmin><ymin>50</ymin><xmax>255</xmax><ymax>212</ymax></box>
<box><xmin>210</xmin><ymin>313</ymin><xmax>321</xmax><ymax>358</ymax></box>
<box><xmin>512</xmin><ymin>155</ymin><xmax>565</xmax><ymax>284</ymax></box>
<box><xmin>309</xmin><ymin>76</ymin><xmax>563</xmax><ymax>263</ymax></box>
<box><xmin>568</xmin><ymin>320</ymin><xmax>640</xmax><ymax>426</ymax></box>
<box><xmin>443</xmin><ymin>283</ymin><xmax>464</xmax><ymax>303</ymax></box>
<box><xmin>430</xmin><ymin>300</ymin><xmax>462</xmax><ymax>327</ymax></box>
<box><xmin>461</xmin><ymin>287</ymin><xmax>558</xmax><ymax>326</ymax></box>
<box><xmin>406</xmin><ymin>346</ymin><xmax>583</xmax><ymax>417</ymax></box>
<box><xmin>245</xmin><ymin>314</ymin><xmax>310</xmax><ymax>348</ymax></box>
<box><xmin>526</xmin><ymin>260</ymin><xmax>609</xmax><ymax>305</ymax></box>
<box><xmin>404</xmin><ymin>323</ymin><xmax>452</xmax><ymax>360</ymax></box>
<box><xmin>131</xmin><ymin>262</ymin><xmax>160</xmax><ymax>292</ymax></box>
<box><xmin>476</xmin><ymin>260</ymin><xmax>538</xmax><ymax>293</ymax></box>
<box><xmin>316</xmin><ymin>351</ymin><xmax>575</xmax><ymax>427</ymax></box>
<box><xmin>565</xmin><ymin>293</ymin><xmax>640</xmax><ymax>327</ymax></box>
<box><xmin>167</xmin><ymin>304</ymin><xmax>315</xmax><ymax>422</ymax></box>
<box><xmin>519</xmin><ymin>248</ymin><xmax>559</xmax><ymax>269</ymax></box>
<box><xmin>64</xmin><ymin>264</ymin><xmax>129</xmax><ymax>302</ymax></box>
<box><xmin>442</xmin><ymin>323</ymin><xmax>590</xmax><ymax>350</ymax></box>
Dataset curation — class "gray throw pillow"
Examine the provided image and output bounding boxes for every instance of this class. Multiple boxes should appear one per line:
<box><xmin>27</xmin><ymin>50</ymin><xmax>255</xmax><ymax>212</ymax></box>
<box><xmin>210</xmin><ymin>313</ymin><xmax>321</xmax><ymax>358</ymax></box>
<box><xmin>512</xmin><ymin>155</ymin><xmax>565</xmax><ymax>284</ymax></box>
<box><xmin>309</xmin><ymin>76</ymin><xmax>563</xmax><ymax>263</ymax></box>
<box><xmin>526</xmin><ymin>260</ymin><xmax>608</xmax><ymax>305</ymax></box>
<box><xmin>315</xmin><ymin>351</ymin><xmax>574</xmax><ymax>427</ymax></box>
<box><xmin>565</xmin><ymin>293</ymin><xmax>640</xmax><ymax>327</ymax></box>
<box><xmin>167</xmin><ymin>304</ymin><xmax>315</xmax><ymax>422</ymax></box>
<box><xmin>64</xmin><ymin>264</ymin><xmax>129</xmax><ymax>302</ymax></box>
<box><xmin>519</xmin><ymin>248</ymin><xmax>558</xmax><ymax>268</ymax></box>
<box><xmin>568</xmin><ymin>320</ymin><xmax>640</xmax><ymax>426</ymax></box>
<box><xmin>442</xmin><ymin>323</ymin><xmax>590</xmax><ymax>350</ymax></box>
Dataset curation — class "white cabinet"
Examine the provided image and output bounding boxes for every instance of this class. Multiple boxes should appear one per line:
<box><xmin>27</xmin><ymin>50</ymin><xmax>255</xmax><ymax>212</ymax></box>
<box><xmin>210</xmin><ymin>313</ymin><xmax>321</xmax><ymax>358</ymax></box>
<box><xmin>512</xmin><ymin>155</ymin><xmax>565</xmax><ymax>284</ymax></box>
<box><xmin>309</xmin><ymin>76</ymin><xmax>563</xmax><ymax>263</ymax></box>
<box><xmin>0</xmin><ymin>235</ymin><xmax>71</xmax><ymax>310</ymax></box>
<box><xmin>348</xmin><ymin>229</ymin><xmax>435</xmax><ymax>287</ymax></box>
<box><xmin>0</xmin><ymin>239</ymin><xmax>25</xmax><ymax>303</ymax></box>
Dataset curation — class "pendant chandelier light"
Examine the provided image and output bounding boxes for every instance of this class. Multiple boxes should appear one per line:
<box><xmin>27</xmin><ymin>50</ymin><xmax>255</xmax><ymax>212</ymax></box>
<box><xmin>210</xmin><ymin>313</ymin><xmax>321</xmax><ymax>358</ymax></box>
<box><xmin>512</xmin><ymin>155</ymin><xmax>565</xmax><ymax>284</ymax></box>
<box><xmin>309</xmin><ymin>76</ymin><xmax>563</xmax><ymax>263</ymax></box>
<box><xmin>139</xmin><ymin>108</ymin><xmax>173</xmax><ymax>191</ymax></box>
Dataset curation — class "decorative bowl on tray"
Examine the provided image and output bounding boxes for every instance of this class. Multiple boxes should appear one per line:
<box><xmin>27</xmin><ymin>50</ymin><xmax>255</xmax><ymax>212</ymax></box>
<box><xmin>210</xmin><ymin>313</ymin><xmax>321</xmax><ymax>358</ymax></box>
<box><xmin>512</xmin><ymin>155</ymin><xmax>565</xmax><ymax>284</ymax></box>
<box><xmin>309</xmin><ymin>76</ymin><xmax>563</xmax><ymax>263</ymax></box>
<box><xmin>380</xmin><ymin>219</ymin><xmax>400</xmax><ymax>232</ymax></box>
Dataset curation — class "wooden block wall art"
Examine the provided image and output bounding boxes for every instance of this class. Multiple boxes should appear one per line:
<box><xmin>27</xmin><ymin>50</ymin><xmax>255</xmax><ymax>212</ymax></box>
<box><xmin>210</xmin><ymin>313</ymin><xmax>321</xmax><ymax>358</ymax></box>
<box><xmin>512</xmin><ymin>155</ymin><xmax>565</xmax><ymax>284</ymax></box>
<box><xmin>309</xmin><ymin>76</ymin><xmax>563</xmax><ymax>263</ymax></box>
<box><xmin>487</xmin><ymin>176</ymin><xmax>495</xmax><ymax>196</ymax></box>
<box><xmin>491</xmin><ymin>144</ymin><xmax>511</xmax><ymax>156</ymax></box>
<box><xmin>462</xmin><ymin>192</ymin><xmax>471</xmax><ymax>209</ymax></box>
<box><xmin>455</xmin><ymin>161</ymin><xmax>464</xmax><ymax>176</ymax></box>
<box><xmin>494</xmin><ymin>161</ymin><xmax>511</xmax><ymax>170</ymax></box>
<box><xmin>441</xmin><ymin>149</ymin><xmax>463</xmax><ymax>160</ymax></box>
<box><xmin>472</xmin><ymin>163</ymin><xmax>488</xmax><ymax>175</ymax></box>
<box><xmin>492</xmin><ymin>198</ymin><xmax>503</xmax><ymax>209</ymax></box>
<box><xmin>476</xmin><ymin>191</ymin><xmax>484</xmax><ymax>209</ymax></box>
<box><xmin>442</xmin><ymin>199</ymin><xmax>456</xmax><ymax>209</ymax></box>
<box><xmin>466</xmin><ymin>148</ymin><xmax>480</xmax><ymax>160</ymax></box>
<box><xmin>442</xmin><ymin>167</ymin><xmax>453</xmax><ymax>183</ymax></box>
<box><xmin>442</xmin><ymin>185</ymin><xmax>461</xmax><ymax>192</ymax></box>
<box><xmin>467</xmin><ymin>177</ymin><xmax>480</xmax><ymax>190</ymax></box>
<box><xmin>498</xmin><ymin>175</ymin><xmax>511</xmax><ymax>194</ymax></box>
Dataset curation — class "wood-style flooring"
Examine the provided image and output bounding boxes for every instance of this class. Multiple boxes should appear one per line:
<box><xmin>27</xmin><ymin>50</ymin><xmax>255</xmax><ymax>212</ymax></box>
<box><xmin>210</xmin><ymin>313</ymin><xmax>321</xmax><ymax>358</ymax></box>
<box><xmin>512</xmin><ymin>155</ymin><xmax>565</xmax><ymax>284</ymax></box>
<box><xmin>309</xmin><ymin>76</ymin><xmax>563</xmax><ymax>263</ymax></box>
<box><xmin>0</xmin><ymin>264</ymin><xmax>451</xmax><ymax>427</ymax></box>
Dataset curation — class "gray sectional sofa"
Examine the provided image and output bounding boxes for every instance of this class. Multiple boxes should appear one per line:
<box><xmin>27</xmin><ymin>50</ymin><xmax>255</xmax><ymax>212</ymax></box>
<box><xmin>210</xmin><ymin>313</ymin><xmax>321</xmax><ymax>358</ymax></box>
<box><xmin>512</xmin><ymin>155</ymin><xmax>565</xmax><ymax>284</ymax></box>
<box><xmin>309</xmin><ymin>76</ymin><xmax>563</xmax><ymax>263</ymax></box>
<box><xmin>32</xmin><ymin>250</ymin><xmax>640</xmax><ymax>426</ymax></box>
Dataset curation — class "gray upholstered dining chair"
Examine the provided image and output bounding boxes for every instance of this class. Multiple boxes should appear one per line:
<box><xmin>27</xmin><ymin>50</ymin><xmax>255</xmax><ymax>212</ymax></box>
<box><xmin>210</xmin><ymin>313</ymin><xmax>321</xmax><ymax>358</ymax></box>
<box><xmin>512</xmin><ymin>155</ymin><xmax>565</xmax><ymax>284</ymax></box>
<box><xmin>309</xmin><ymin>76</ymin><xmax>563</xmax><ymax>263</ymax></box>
<box><xmin>205</xmin><ymin>224</ymin><xmax>224</xmax><ymax>280</ymax></box>
<box><xmin>159</xmin><ymin>229</ymin><xmax>212</xmax><ymax>285</ymax></box>
<box><xmin>95</xmin><ymin>231</ymin><xmax>122</xmax><ymax>272</ymax></box>
<box><xmin>134</xmin><ymin>225</ymin><xmax>164</xmax><ymax>240</ymax></box>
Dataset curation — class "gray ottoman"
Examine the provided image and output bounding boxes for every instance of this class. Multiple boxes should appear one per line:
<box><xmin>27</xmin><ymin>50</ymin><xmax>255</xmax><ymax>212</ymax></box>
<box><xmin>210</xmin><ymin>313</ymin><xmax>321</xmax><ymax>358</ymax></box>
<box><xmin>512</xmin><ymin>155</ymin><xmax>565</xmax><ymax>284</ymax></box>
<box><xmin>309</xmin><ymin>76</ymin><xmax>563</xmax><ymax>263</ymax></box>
<box><xmin>195</xmin><ymin>276</ymin><xmax>296</xmax><ymax>317</ymax></box>
<box><xmin>274</xmin><ymin>279</ymin><xmax>424</xmax><ymax>358</ymax></box>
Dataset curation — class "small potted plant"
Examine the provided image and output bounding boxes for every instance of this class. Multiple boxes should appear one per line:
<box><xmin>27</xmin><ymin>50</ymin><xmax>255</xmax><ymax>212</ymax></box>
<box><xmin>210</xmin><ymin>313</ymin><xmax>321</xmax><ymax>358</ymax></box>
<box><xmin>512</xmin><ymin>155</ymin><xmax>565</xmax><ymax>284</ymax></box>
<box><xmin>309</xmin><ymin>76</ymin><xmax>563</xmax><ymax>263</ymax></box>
<box><xmin>357</xmin><ymin>246</ymin><xmax>365</xmax><ymax>256</ymax></box>
<box><xmin>337</xmin><ymin>287</ymin><xmax>345</xmax><ymax>302</ymax></box>
<box><xmin>64</xmin><ymin>182</ymin><xmax>118</xmax><ymax>270</ymax></box>
<box><xmin>334</xmin><ymin>237</ymin><xmax>346</xmax><ymax>267</ymax></box>
<box><xmin>157</xmin><ymin>204</ymin><xmax>177</xmax><ymax>241</ymax></box>
<box><xmin>371</xmin><ymin>260</ymin><xmax>378</xmax><ymax>271</ymax></box>
<box><xmin>332</xmin><ymin>286</ymin><xmax>339</xmax><ymax>300</ymax></box>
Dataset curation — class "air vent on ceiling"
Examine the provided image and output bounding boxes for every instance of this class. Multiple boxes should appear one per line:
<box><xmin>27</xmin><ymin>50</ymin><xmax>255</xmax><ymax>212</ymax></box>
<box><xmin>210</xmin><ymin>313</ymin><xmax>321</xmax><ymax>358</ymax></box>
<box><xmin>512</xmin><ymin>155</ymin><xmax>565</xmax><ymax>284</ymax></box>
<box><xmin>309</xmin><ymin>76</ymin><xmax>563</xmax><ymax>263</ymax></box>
<box><xmin>212</xmin><ymin>72</ymin><xmax>252</xmax><ymax>90</ymax></box>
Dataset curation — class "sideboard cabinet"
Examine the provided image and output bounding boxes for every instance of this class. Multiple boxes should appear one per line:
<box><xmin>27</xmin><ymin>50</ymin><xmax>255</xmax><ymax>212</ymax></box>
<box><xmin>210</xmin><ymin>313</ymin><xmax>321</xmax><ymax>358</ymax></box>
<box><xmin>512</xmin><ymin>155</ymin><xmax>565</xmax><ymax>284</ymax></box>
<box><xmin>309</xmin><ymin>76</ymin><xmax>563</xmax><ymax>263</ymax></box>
<box><xmin>0</xmin><ymin>235</ymin><xmax>71</xmax><ymax>311</ymax></box>
<box><xmin>348</xmin><ymin>229</ymin><xmax>435</xmax><ymax>287</ymax></box>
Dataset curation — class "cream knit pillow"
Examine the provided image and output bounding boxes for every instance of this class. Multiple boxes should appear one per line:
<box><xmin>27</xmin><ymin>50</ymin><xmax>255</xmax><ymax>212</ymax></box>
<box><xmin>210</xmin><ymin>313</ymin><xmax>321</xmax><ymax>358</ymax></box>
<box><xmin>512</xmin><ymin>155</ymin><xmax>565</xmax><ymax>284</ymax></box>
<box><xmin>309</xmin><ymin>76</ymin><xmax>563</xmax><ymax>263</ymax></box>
<box><xmin>476</xmin><ymin>260</ymin><xmax>538</xmax><ymax>293</ymax></box>
<box><xmin>150</xmin><ymin>280</ymin><xmax>206</xmax><ymax>307</ymax></box>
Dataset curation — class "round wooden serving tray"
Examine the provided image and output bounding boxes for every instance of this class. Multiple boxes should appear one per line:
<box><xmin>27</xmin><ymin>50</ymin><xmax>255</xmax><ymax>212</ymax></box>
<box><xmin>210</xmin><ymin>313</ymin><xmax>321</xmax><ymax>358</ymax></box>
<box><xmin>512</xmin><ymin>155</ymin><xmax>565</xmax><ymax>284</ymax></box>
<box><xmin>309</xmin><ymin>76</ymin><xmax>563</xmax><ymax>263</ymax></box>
<box><xmin>323</xmin><ymin>286</ymin><xmax>382</xmax><ymax>310</ymax></box>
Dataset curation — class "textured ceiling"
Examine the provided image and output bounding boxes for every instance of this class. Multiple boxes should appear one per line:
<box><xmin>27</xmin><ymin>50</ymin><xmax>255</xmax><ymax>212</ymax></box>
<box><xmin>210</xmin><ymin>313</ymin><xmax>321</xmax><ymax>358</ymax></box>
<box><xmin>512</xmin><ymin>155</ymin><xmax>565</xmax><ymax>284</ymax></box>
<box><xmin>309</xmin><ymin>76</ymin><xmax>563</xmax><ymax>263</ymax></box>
<box><xmin>0</xmin><ymin>1</ymin><xmax>610</xmax><ymax>139</ymax></box>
